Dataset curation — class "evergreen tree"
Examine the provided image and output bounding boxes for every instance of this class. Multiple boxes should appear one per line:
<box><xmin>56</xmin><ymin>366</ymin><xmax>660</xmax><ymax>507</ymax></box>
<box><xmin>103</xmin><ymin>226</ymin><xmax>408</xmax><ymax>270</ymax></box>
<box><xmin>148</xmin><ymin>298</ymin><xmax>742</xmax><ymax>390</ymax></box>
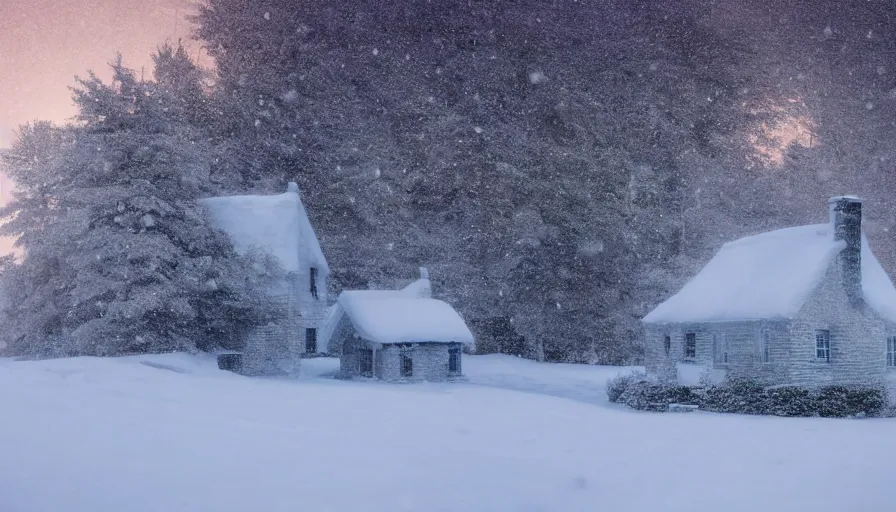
<box><xmin>0</xmin><ymin>52</ymin><xmax>283</xmax><ymax>357</ymax></box>
<box><xmin>192</xmin><ymin>0</ymin><xmax>755</xmax><ymax>362</ymax></box>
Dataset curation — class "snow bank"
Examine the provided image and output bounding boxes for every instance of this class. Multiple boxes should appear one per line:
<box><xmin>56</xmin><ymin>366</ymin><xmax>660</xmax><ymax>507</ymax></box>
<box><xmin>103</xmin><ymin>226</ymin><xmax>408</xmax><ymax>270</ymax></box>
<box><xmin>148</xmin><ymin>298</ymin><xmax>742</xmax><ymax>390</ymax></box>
<box><xmin>1</xmin><ymin>354</ymin><xmax>893</xmax><ymax>512</ymax></box>
<box><xmin>644</xmin><ymin>223</ymin><xmax>896</xmax><ymax>323</ymax></box>
<box><xmin>339</xmin><ymin>295</ymin><xmax>474</xmax><ymax>345</ymax></box>
<box><xmin>201</xmin><ymin>183</ymin><xmax>328</xmax><ymax>274</ymax></box>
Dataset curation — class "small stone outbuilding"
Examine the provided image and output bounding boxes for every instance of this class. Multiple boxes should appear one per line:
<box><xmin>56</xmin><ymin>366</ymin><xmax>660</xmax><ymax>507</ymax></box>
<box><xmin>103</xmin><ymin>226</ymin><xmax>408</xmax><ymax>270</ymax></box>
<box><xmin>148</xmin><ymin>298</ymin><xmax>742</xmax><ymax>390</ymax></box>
<box><xmin>328</xmin><ymin>269</ymin><xmax>475</xmax><ymax>382</ymax></box>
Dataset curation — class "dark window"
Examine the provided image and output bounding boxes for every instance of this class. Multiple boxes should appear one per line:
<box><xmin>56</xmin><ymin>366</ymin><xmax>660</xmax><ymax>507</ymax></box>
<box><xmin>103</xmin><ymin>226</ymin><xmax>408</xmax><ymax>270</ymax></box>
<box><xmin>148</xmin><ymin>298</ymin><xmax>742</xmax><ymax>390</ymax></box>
<box><xmin>305</xmin><ymin>328</ymin><xmax>317</xmax><ymax>353</ymax></box>
<box><xmin>359</xmin><ymin>348</ymin><xmax>373</xmax><ymax>377</ymax></box>
<box><xmin>684</xmin><ymin>333</ymin><xmax>696</xmax><ymax>359</ymax></box>
<box><xmin>400</xmin><ymin>351</ymin><xmax>413</xmax><ymax>377</ymax></box>
<box><xmin>887</xmin><ymin>337</ymin><xmax>896</xmax><ymax>367</ymax></box>
<box><xmin>309</xmin><ymin>267</ymin><xmax>319</xmax><ymax>299</ymax></box>
<box><xmin>815</xmin><ymin>330</ymin><xmax>831</xmax><ymax>362</ymax></box>
<box><xmin>448</xmin><ymin>347</ymin><xmax>461</xmax><ymax>374</ymax></box>
<box><xmin>663</xmin><ymin>335</ymin><xmax>671</xmax><ymax>356</ymax></box>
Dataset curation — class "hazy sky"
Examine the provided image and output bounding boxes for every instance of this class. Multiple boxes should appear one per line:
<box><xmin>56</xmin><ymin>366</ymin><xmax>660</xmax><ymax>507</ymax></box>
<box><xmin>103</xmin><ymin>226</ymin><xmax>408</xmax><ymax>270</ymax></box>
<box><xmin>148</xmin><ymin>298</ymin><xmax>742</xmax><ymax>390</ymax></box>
<box><xmin>0</xmin><ymin>0</ymin><xmax>193</xmax><ymax>252</ymax></box>
<box><xmin>0</xmin><ymin>0</ymin><xmax>195</xmax><ymax>145</ymax></box>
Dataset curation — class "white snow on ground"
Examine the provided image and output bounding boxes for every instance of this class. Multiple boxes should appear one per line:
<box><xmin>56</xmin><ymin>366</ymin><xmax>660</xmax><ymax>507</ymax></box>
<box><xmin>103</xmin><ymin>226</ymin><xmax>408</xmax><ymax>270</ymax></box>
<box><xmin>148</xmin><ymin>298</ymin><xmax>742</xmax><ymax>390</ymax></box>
<box><xmin>1</xmin><ymin>354</ymin><xmax>894</xmax><ymax>512</ymax></box>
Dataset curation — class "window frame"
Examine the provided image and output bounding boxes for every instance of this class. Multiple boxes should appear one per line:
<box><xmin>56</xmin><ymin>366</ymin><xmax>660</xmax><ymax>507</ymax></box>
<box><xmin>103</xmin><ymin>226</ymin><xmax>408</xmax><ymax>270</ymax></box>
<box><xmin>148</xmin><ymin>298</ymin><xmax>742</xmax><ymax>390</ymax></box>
<box><xmin>713</xmin><ymin>333</ymin><xmax>728</xmax><ymax>365</ymax></box>
<box><xmin>400</xmin><ymin>350</ymin><xmax>414</xmax><ymax>377</ymax></box>
<box><xmin>448</xmin><ymin>347</ymin><xmax>461</xmax><ymax>374</ymax></box>
<box><xmin>359</xmin><ymin>348</ymin><xmax>373</xmax><ymax>377</ymax></box>
<box><xmin>684</xmin><ymin>332</ymin><xmax>697</xmax><ymax>360</ymax></box>
<box><xmin>309</xmin><ymin>267</ymin><xmax>319</xmax><ymax>300</ymax></box>
<box><xmin>759</xmin><ymin>331</ymin><xmax>770</xmax><ymax>364</ymax></box>
<box><xmin>305</xmin><ymin>328</ymin><xmax>317</xmax><ymax>354</ymax></box>
<box><xmin>887</xmin><ymin>336</ymin><xmax>896</xmax><ymax>368</ymax></box>
<box><xmin>815</xmin><ymin>329</ymin><xmax>831</xmax><ymax>363</ymax></box>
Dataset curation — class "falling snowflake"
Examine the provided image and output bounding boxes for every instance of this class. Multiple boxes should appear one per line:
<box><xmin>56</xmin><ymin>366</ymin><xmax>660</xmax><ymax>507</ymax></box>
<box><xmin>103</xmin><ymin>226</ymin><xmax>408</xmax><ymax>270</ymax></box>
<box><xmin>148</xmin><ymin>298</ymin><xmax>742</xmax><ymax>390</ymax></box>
<box><xmin>528</xmin><ymin>71</ymin><xmax>547</xmax><ymax>84</ymax></box>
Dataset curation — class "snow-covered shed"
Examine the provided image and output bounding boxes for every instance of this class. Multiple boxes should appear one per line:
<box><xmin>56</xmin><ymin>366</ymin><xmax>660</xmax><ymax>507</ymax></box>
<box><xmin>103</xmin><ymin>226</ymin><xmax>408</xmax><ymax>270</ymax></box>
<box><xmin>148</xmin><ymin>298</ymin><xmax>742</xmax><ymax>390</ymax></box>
<box><xmin>330</xmin><ymin>269</ymin><xmax>475</xmax><ymax>382</ymax></box>
<box><xmin>201</xmin><ymin>182</ymin><xmax>330</xmax><ymax>375</ymax></box>
<box><xmin>642</xmin><ymin>196</ymin><xmax>896</xmax><ymax>389</ymax></box>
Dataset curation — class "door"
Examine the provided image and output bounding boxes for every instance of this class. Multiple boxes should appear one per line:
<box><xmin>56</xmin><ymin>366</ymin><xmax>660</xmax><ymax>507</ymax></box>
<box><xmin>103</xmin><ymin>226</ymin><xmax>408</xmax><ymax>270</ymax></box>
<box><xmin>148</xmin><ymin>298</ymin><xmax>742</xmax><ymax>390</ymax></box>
<box><xmin>359</xmin><ymin>348</ymin><xmax>373</xmax><ymax>377</ymax></box>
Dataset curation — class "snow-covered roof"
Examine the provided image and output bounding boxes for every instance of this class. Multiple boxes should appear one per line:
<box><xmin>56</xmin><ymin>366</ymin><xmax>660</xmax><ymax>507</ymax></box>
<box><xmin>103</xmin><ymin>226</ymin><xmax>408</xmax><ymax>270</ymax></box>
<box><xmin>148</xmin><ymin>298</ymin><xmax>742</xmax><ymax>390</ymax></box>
<box><xmin>317</xmin><ymin>275</ymin><xmax>433</xmax><ymax>353</ymax></box>
<box><xmin>339</xmin><ymin>295</ymin><xmax>474</xmax><ymax>346</ymax></box>
<box><xmin>200</xmin><ymin>182</ymin><xmax>328</xmax><ymax>274</ymax></box>
<box><xmin>643</xmin><ymin>223</ymin><xmax>896</xmax><ymax>324</ymax></box>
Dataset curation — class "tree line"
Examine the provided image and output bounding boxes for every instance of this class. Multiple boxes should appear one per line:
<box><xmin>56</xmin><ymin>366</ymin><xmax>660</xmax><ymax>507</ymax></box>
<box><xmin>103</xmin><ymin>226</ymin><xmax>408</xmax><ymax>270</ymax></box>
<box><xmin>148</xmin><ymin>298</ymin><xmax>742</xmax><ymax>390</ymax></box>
<box><xmin>2</xmin><ymin>0</ymin><xmax>895</xmax><ymax>363</ymax></box>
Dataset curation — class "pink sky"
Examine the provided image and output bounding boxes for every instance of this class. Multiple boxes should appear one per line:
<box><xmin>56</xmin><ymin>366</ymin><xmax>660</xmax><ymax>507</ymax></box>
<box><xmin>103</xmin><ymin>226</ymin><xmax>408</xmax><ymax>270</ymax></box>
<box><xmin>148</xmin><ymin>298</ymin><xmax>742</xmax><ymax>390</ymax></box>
<box><xmin>0</xmin><ymin>0</ymin><xmax>194</xmax><ymax>254</ymax></box>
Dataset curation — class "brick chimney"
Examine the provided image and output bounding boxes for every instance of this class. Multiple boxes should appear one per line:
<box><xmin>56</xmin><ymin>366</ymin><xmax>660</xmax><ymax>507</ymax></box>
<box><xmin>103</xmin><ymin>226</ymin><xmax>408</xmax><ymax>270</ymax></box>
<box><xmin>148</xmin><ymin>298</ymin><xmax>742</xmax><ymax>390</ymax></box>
<box><xmin>828</xmin><ymin>196</ymin><xmax>862</xmax><ymax>302</ymax></box>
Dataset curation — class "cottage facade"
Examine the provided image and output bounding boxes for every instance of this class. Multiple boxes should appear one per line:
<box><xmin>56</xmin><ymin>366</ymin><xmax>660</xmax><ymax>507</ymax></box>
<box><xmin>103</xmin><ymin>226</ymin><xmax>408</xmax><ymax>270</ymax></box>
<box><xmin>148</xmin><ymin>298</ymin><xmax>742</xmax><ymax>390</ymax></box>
<box><xmin>327</xmin><ymin>269</ymin><xmax>475</xmax><ymax>382</ymax></box>
<box><xmin>643</xmin><ymin>196</ymin><xmax>896</xmax><ymax>389</ymax></box>
<box><xmin>202</xmin><ymin>182</ymin><xmax>330</xmax><ymax>375</ymax></box>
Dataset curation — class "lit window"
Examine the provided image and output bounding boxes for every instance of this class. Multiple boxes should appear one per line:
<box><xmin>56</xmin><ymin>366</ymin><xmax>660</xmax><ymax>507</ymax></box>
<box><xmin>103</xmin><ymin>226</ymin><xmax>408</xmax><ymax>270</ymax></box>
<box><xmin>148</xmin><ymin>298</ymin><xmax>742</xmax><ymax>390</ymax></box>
<box><xmin>815</xmin><ymin>330</ymin><xmax>830</xmax><ymax>362</ymax></box>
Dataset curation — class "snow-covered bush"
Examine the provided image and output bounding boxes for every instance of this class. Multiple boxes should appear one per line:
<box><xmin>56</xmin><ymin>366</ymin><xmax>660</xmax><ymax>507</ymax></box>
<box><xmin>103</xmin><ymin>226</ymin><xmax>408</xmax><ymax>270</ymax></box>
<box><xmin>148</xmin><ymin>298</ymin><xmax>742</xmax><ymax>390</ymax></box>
<box><xmin>605</xmin><ymin>370</ymin><xmax>648</xmax><ymax>403</ymax></box>
<box><xmin>765</xmin><ymin>387</ymin><xmax>815</xmax><ymax>417</ymax></box>
<box><xmin>615</xmin><ymin>378</ymin><xmax>887</xmax><ymax>418</ymax></box>
<box><xmin>616</xmin><ymin>380</ymin><xmax>697</xmax><ymax>411</ymax></box>
<box><xmin>815</xmin><ymin>386</ymin><xmax>887</xmax><ymax>418</ymax></box>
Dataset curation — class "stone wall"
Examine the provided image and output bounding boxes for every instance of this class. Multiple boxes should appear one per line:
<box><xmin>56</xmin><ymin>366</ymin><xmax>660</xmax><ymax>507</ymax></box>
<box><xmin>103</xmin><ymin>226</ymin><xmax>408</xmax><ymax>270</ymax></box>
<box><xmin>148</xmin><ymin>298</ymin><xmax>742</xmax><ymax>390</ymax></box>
<box><xmin>789</xmin><ymin>263</ymin><xmax>888</xmax><ymax>388</ymax></box>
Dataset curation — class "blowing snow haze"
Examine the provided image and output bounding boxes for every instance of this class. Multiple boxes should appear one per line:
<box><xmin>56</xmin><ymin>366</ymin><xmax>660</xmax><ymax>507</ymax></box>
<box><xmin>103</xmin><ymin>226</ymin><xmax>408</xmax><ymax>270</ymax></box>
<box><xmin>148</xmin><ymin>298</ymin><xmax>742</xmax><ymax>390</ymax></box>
<box><xmin>1</xmin><ymin>1</ymin><xmax>896</xmax><ymax>511</ymax></box>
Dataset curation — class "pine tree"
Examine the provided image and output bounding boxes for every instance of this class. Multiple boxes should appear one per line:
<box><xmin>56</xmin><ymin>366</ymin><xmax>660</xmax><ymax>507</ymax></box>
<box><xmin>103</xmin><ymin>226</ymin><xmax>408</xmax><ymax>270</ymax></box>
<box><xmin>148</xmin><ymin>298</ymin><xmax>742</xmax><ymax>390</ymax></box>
<box><xmin>0</xmin><ymin>53</ymin><xmax>283</xmax><ymax>357</ymax></box>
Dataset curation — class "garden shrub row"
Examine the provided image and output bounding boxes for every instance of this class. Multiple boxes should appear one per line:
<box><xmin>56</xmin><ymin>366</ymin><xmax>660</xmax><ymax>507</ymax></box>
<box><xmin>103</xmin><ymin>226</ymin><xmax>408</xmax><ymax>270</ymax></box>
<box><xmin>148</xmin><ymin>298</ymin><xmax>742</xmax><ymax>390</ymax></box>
<box><xmin>606</xmin><ymin>373</ymin><xmax>887</xmax><ymax>418</ymax></box>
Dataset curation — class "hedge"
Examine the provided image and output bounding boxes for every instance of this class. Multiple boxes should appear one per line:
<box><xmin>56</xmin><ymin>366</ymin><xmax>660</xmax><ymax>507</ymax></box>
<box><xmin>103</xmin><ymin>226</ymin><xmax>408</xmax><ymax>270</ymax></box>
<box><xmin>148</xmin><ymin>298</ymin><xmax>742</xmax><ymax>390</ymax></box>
<box><xmin>607</xmin><ymin>373</ymin><xmax>887</xmax><ymax>418</ymax></box>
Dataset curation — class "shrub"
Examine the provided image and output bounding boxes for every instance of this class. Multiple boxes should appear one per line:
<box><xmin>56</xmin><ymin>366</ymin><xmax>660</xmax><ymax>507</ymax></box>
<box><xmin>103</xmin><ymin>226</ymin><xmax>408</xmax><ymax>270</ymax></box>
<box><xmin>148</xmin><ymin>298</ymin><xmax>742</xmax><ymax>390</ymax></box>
<box><xmin>766</xmin><ymin>386</ymin><xmax>815</xmax><ymax>417</ymax></box>
<box><xmin>617</xmin><ymin>381</ymin><xmax>698</xmax><ymax>411</ymax></box>
<box><xmin>606</xmin><ymin>371</ymin><xmax>647</xmax><ymax>403</ymax></box>
<box><xmin>612</xmin><ymin>375</ymin><xmax>887</xmax><ymax>418</ymax></box>
<box><xmin>701</xmin><ymin>380</ymin><xmax>765</xmax><ymax>414</ymax></box>
<box><xmin>816</xmin><ymin>386</ymin><xmax>886</xmax><ymax>418</ymax></box>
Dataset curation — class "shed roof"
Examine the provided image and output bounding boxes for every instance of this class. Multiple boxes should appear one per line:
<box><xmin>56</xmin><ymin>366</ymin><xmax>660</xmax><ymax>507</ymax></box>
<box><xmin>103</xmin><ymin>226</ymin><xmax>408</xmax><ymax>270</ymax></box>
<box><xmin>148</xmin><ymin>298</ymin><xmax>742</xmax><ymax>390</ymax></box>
<box><xmin>643</xmin><ymin>223</ymin><xmax>896</xmax><ymax>324</ymax></box>
<box><xmin>339</xmin><ymin>295</ymin><xmax>474</xmax><ymax>346</ymax></box>
<box><xmin>201</xmin><ymin>183</ymin><xmax>328</xmax><ymax>274</ymax></box>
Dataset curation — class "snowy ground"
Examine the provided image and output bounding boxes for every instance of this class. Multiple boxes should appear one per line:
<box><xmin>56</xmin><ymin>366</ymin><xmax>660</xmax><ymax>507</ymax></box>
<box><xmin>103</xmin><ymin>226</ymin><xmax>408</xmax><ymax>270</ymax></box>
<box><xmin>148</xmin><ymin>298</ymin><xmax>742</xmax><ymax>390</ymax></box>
<box><xmin>1</xmin><ymin>354</ymin><xmax>893</xmax><ymax>512</ymax></box>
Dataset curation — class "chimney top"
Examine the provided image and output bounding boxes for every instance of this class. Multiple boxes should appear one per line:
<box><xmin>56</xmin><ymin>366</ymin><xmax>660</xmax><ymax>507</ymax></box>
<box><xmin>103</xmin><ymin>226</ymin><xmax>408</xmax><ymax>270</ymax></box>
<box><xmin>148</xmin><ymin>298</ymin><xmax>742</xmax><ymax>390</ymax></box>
<box><xmin>828</xmin><ymin>195</ymin><xmax>863</xmax><ymax>302</ymax></box>
<box><xmin>287</xmin><ymin>182</ymin><xmax>300</xmax><ymax>194</ymax></box>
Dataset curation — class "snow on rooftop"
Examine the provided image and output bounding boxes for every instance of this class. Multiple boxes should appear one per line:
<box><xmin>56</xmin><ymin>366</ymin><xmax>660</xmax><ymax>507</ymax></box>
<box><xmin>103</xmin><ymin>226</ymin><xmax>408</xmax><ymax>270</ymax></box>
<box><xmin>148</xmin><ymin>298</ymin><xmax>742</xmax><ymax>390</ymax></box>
<box><xmin>643</xmin><ymin>223</ymin><xmax>896</xmax><ymax>324</ymax></box>
<box><xmin>339</xmin><ymin>295</ymin><xmax>474</xmax><ymax>346</ymax></box>
<box><xmin>200</xmin><ymin>183</ymin><xmax>328</xmax><ymax>274</ymax></box>
<box><xmin>318</xmin><ymin>276</ymin><xmax>433</xmax><ymax>353</ymax></box>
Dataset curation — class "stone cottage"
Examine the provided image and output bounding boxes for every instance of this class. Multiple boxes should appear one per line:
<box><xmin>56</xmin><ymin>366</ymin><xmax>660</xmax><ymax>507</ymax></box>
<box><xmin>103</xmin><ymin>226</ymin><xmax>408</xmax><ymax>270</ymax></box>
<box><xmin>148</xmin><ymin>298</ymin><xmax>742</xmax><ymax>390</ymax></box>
<box><xmin>202</xmin><ymin>182</ymin><xmax>330</xmax><ymax>375</ymax></box>
<box><xmin>325</xmin><ymin>269</ymin><xmax>475</xmax><ymax>382</ymax></box>
<box><xmin>642</xmin><ymin>196</ymin><xmax>896</xmax><ymax>389</ymax></box>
